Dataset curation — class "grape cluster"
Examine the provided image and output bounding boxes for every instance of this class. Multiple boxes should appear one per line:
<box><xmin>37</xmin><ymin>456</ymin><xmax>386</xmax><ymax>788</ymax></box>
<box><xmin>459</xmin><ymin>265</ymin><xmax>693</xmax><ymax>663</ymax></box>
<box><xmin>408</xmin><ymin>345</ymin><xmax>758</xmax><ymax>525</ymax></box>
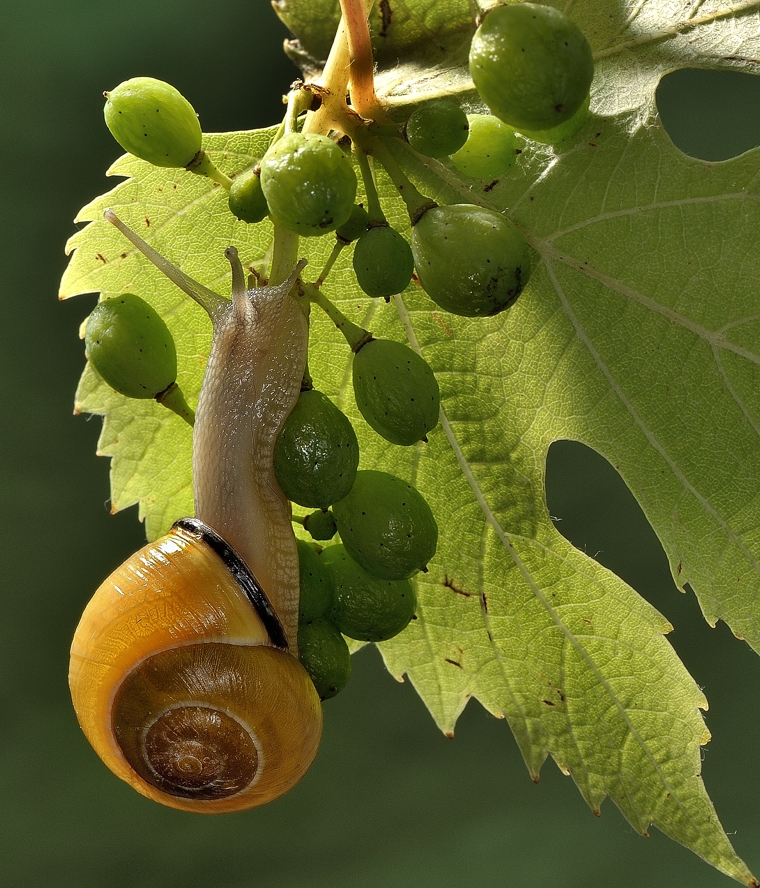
<box><xmin>274</xmin><ymin>384</ymin><xmax>437</xmax><ymax>698</ymax></box>
<box><xmin>94</xmin><ymin>5</ymin><xmax>594</xmax><ymax>700</ymax></box>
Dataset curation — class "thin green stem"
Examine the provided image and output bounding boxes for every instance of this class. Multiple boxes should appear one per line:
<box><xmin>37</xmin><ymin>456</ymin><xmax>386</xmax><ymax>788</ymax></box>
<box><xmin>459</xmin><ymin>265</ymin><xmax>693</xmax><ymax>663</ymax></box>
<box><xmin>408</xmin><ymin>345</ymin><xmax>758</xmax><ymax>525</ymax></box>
<box><xmin>284</xmin><ymin>85</ymin><xmax>315</xmax><ymax>134</ymax></box>
<box><xmin>370</xmin><ymin>138</ymin><xmax>437</xmax><ymax>224</ymax></box>
<box><xmin>301</xmin><ymin>359</ymin><xmax>314</xmax><ymax>391</ymax></box>
<box><xmin>366</xmin><ymin>122</ymin><xmax>402</xmax><ymax>139</ymax></box>
<box><xmin>269</xmin><ymin>225</ymin><xmax>301</xmax><ymax>286</ymax></box>
<box><xmin>302</xmin><ymin>282</ymin><xmax>372</xmax><ymax>351</ymax></box>
<box><xmin>316</xmin><ymin>241</ymin><xmax>346</xmax><ymax>286</ymax></box>
<box><xmin>271</xmin><ymin>116</ymin><xmax>287</xmax><ymax>145</ymax></box>
<box><xmin>156</xmin><ymin>382</ymin><xmax>195</xmax><ymax>426</ymax></box>
<box><xmin>285</xmin><ymin>91</ymin><xmax>301</xmax><ymax>135</ymax></box>
<box><xmin>355</xmin><ymin>148</ymin><xmax>386</xmax><ymax>225</ymax></box>
<box><xmin>186</xmin><ymin>150</ymin><xmax>233</xmax><ymax>189</ymax></box>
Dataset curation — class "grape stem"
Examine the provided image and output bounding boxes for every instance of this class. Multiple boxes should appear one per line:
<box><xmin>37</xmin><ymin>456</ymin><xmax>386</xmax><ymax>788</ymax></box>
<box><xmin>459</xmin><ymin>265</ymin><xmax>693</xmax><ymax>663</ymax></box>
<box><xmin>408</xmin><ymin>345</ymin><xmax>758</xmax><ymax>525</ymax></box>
<box><xmin>369</xmin><ymin>138</ymin><xmax>437</xmax><ymax>224</ymax></box>
<box><xmin>315</xmin><ymin>241</ymin><xmax>346</xmax><ymax>286</ymax></box>
<box><xmin>354</xmin><ymin>148</ymin><xmax>386</xmax><ymax>226</ymax></box>
<box><xmin>269</xmin><ymin>224</ymin><xmax>301</xmax><ymax>287</ymax></box>
<box><xmin>156</xmin><ymin>382</ymin><xmax>195</xmax><ymax>427</ymax></box>
<box><xmin>186</xmin><ymin>150</ymin><xmax>233</xmax><ymax>189</ymax></box>
<box><xmin>284</xmin><ymin>84</ymin><xmax>316</xmax><ymax>134</ymax></box>
<box><xmin>301</xmin><ymin>282</ymin><xmax>372</xmax><ymax>352</ymax></box>
<box><xmin>285</xmin><ymin>91</ymin><xmax>301</xmax><ymax>135</ymax></box>
<box><xmin>301</xmin><ymin>361</ymin><xmax>314</xmax><ymax>391</ymax></box>
<box><xmin>366</xmin><ymin>122</ymin><xmax>402</xmax><ymax>139</ymax></box>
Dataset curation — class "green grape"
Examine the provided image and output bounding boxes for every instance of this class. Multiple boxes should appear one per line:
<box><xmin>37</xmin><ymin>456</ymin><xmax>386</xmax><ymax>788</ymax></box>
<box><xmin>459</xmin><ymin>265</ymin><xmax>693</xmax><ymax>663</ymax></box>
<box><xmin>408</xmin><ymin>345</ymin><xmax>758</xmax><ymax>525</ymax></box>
<box><xmin>352</xmin><ymin>225</ymin><xmax>414</xmax><ymax>298</ymax></box>
<box><xmin>298</xmin><ymin>617</ymin><xmax>351</xmax><ymax>700</ymax></box>
<box><xmin>332</xmin><ymin>470</ymin><xmax>438</xmax><ymax>580</ymax></box>
<box><xmin>517</xmin><ymin>94</ymin><xmax>590</xmax><ymax>144</ymax></box>
<box><xmin>259</xmin><ymin>132</ymin><xmax>357</xmax><ymax>237</ymax></box>
<box><xmin>228</xmin><ymin>166</ymin><xmax>269</xmax><ymax>223</ymax></box>
<box><xmin>303</xmin><ymin>509</ymin><xmax>338</xmax><ymax>541</ymax></box>
<box><xmin>336</xmin><ymin>204</ymin><xmax>370</xmax><ymax>243</ymax></box>
<box><xmin>352</xmin><ymin>339</ymin><xmax>439</xmax><ymax>446</ymax></box>
<box><xmin>405</xmin><ymin>99</ymin><xmax>469</xmax><ymax>158</ymax></box>
<box><xmin>412</xmin><ymin>204</ymin><xmax>530</xmax><ymax>317</ymax></box>
<box><xmin>469</xmin><ymin>3</ymin><xmax>594</xmax><ymax>132</ymax></box>
<box><xmin>321</xmin><ymin>545</ymin><xmax>417</xmax><ymax>642</ymax></box>
<box><xmin>274</xmin><ymin>390</ymin><xmax>359</xmax><ymax>509</ymax></box>
<box><xmin>103</xmin><ymin>76</ymin><xmax>202</xmax><ymax>168</ymax></box>
<box><xmin>449</xmin><ymin>114</ymin><xmax>517</xmax><ymax>179</ymax></box>
<box><xmin>297</xmin><ymin>539</ymin><xmax>334</xmax><ymax>624</ymax></box>
<box><xmin>85</xmin><ymin>293</ymin><xmax>177</xmax><ymax>399</ymax></box>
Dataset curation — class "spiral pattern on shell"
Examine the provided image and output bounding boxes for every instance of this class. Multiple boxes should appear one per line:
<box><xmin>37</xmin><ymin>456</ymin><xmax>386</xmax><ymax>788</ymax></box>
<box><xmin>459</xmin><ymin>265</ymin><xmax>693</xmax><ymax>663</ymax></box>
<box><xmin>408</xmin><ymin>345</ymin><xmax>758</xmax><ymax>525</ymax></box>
<box><xmin>69</xmin><ymin>522</ymin><xmax>323</xmax><ymax>813</ymax></box>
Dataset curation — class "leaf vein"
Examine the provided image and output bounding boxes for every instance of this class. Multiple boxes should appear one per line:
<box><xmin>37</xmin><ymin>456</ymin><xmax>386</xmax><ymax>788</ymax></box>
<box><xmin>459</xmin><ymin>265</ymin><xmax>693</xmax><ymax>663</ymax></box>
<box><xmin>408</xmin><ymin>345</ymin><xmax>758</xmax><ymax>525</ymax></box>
<box><xmin>539</xmin><ymin>242</ymin><xmax>760</xmax><ymax>368</ymax></box>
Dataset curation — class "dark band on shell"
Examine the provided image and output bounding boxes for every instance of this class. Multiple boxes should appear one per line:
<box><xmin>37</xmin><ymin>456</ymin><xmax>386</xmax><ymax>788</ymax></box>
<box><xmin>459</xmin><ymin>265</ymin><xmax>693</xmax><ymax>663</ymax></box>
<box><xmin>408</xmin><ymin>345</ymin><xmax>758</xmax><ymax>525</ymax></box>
<box><xmin>173</xmin><ymin>517</ymin><xmax>288</xmax><ymax>650</ymax></box>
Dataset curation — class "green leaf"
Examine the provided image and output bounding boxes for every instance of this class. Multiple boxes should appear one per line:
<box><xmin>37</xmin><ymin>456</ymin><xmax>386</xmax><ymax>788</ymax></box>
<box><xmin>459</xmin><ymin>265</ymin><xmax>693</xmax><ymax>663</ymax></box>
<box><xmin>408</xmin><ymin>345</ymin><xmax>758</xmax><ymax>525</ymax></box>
<box><xmin>61</xmin><ymin>1</ymin><xmax>760</xmax><ymax>884</ymax></box>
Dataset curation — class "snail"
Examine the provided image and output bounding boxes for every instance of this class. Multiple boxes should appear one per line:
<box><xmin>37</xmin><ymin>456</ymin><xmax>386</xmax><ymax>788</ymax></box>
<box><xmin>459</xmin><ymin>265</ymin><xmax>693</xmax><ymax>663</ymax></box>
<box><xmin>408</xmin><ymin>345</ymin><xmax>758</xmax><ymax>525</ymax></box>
<box><xmin>69</xmin><ymin>210</ymin><xmax>323</xmax><ymax>813</ymax></box>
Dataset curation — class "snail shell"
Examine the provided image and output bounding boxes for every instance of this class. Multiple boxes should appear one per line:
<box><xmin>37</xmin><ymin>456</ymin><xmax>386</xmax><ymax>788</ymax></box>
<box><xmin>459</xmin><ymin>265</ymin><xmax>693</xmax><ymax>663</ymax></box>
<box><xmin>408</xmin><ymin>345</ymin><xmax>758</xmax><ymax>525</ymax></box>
<box><xmin>70</xmin><ymin>213</ymin><xmax>322</xmax><ymax>812</ymax></box>
<box><xmin>69</xmin><ymin>519</ymin><xmax>322</xmax><ymax>813</ymax></box>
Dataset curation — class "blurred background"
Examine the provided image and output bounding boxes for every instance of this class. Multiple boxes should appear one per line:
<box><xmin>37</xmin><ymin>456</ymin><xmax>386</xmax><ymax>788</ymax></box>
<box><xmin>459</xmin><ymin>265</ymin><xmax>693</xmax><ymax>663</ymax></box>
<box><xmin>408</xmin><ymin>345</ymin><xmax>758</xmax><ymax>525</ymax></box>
<box><xmin>2</xmin><ymin>2</ymin><xmax>760</xmax><ymax>885</ymax></box>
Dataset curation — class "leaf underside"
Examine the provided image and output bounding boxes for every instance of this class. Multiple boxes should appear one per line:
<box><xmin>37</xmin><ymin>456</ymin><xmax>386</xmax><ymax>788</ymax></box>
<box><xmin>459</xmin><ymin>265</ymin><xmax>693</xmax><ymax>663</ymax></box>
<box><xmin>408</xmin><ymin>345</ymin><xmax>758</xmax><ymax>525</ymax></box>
<box><xmin>60</xmin><ymin>1</ymin><xmax>760</xmax><ymax>883</ymax></box>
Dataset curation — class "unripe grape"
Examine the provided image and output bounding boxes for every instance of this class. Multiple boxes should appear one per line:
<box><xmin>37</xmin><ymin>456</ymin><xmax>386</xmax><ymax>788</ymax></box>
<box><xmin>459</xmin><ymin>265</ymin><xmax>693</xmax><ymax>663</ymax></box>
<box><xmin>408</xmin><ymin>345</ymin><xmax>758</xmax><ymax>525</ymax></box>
<box><xmin>352</xmin><ymin>225</ymin><xmax>414</xmax><ymax>298</ymax></box>
<box><xmin>352</xmin><ymin>339</ymin><xmax>439</xmax><ymax>446</ymax></box>
<box><xmin>336</xmin><ymin>204</ymin><xmax>370</xmax><ymax>243</ymax></box>
<box><xmin>260</xmin><ymin>132</ymin><xmax>357</xmax><ymax>237</ymax></box>
<box><xmin>228</xmin><ymin>166</ymin><xmax>269</xmax><ymax>223</ymax></box>
<box><xmin>297</xmin><ymin>539</ymin><xmax>334</xmax><ymax>624</ymax></box>
<box><xmin>303</xmin><ymin>509</ymin><xmax>338</xmax><ymax>541</ymax></box>
<box><xmin>85</xmin><ymin>293</ymin><xmax>177</xmax><ymax>399</ymax></box>
<box><xmin>298</xmin><ymin>617</ymin><xmax>351</xmax><ymax>700</ymax></box>
<box><xmin>412</xmin><ymin>204</ymin><xmax>530</xmax><ymax>317</ymax></box>
<box><xmin>449</xmin><ymin>114</ymin><xmax>517</xmax><ymax>179</ymax></box>
<box><xmin>332</xmin><ymin>470</ymin><xmax>438</xmax><ymax>580</ymax></box>
<box><xmin>469</xmin><ymin>3</ymin><xmax>593</xmax><ymax>132</ymax></box>
<box><xmin>405</xmin><ymin>99</ymin><xmax>469</xmax><ymax>158</ymax></box>
<box><xmin>321</xmin><ymin>544</ymin><xmax>417</xmax><ymax>642</ymax></box>
<box><xmin>274</xmin><ymin>390</ymin><xmax>359</xmax><ymax>509</ymax></box>
<box><xmin>103</xmin><ymin>77</ymin><xmax>202</xmax><ymax>168</ymax></box>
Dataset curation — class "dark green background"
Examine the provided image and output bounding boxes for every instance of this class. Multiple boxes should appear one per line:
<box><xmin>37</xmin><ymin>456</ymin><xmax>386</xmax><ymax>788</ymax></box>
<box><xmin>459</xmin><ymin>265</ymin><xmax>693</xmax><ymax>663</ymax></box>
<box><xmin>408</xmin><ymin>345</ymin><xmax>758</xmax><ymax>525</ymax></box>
<box><xmin>1</xmin><ymin>2</ymin><xmax>759</xmax><ymax>885</ymax></box>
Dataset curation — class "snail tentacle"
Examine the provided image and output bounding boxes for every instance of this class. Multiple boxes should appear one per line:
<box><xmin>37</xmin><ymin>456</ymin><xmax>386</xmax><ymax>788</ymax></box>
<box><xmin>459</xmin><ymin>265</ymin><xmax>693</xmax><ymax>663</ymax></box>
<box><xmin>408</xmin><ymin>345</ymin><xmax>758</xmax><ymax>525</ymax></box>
<box><xmin>104</xmin><ymin>208</ymin><xmax>228</xmax><ymax>318</ymax></box>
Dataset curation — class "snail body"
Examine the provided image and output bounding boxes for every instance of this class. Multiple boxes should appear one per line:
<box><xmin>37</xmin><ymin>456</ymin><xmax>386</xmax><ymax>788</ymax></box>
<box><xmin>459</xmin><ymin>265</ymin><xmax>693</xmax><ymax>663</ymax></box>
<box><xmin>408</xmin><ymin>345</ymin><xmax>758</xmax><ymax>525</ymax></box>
<box><xmin>69</xmin><ymin>212</ymin><xmax>322</xmax><ymax>812</ymax></box>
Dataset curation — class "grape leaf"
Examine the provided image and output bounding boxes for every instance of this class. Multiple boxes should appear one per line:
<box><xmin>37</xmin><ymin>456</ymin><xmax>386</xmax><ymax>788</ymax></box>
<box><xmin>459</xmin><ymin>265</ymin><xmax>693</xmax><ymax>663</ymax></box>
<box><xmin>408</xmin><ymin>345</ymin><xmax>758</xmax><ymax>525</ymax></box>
<box><xmin>278</xmin><ymin>0</ymin><xmax>760</xmax><ymax>115</ymax></box>
<box><xmin>59</xmin><ymin>0</ymin><xmax>760</xmax><ymax>883</ymax></box>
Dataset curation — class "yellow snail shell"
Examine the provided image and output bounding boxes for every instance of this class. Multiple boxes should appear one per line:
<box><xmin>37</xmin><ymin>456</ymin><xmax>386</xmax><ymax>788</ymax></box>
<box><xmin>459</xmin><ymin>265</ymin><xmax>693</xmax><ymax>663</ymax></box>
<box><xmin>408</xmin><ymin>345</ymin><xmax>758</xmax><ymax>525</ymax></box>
<box><xmin>70</xmin><ymin>212</ymin><xmax>322</xmax><ymax>813</ymax></box>
<box><xmin>69</xmin><ymin>519</ymin><xmax>322</xmax><ymax>813</ymax></box>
